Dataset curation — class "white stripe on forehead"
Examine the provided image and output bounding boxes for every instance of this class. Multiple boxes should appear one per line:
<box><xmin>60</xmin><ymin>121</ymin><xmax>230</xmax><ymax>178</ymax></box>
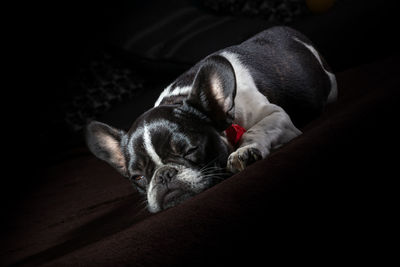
<box><xmin>143</xmin><ymin>120</ymin><xmax>183</xmax><ymax>167</ymax></box>
<box><xmin>127</xmin><ymin>127</ymin><xmax>143</xmax><ymax>173</ymax></box>
<box><xmin>143</xmin><ymin>123</ymin><xmax>163</xmax><ymax>167</ymax></box>
<box><xmin>128</xmin><ymin>119</ymin><xmax>191</xmax><ymax>173</ymax></box>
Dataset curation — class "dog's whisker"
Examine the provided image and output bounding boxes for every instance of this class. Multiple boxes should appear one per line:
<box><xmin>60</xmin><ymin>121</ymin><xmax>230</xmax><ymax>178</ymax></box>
<box><xmin>202</xmin><ymin>172</ymin><xmax>230</xmax><ymax>176</ymax></box>
<box><xmin>208</xmin><ymin>176</ymin><xmax>228</xmax><ymax>181</ymax></box>
<box><xmin>135</xmin><ymin>198</ymin><xmax>149</xmax><ymax>213</ymax></box>
<box><xmin>201</xmin><ymin>169</ymin><xmax>226</xmax><ymax>175</ymax></box>
<box><xmin>201</xmin><ymin>169</ymin><xmax>228</xmax><ymax>176</ymax></box>
<box><xmin>200</xmin><ymin>155</ymin><xmax>225</xmax><ymax>172</ymax></box>
<box><xmin>201</xmin><ymin>166</ymin><xmax>226</xmax><ymax>172</ymax></box>
<box><xmin>137</xmin><ymin>199</ymin><xmax>148</xmax><ymax>208</ymax></box>
<box><xmin>201</xmin><ymin>173</ymin><xmax>230</xmax><ymax>179</ymax></box>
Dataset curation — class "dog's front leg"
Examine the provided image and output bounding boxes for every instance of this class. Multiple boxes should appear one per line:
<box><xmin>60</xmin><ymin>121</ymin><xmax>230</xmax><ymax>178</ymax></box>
<box><xmin>227</xmin><ymin>104</ymin><xmax>301</xmax><ymax>173</ymax></box>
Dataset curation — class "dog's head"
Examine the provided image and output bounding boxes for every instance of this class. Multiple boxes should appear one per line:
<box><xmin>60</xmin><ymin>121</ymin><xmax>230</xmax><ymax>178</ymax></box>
<box><xmin>86</xmin><ymin>56</ymin><xmax>236</xmax><ymax>212</ymax></box>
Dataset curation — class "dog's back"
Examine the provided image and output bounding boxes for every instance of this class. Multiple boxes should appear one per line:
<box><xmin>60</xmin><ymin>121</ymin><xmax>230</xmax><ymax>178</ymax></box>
<box><xmin>222</xmin><ymin>26</ymin><xmax>337</xmax><ymax>126</ymax></box>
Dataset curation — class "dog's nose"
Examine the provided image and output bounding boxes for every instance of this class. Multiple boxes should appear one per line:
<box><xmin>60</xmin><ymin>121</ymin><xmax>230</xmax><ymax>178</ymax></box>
<box><xmin>154</xmin><ymin>167</ymin><xmax>178</xmax><ymax>185</ymax></box>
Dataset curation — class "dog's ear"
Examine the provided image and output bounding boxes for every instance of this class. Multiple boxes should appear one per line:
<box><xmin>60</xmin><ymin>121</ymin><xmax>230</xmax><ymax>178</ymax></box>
<box><xmin>185</xmin><ymin>55</ymin><xmax>236</xmax><ymax>131</ymax></box>
<box><xmin>86</xmin><ymin>121</ymin><xmax>128</xmax><ymax>177</ymax></box>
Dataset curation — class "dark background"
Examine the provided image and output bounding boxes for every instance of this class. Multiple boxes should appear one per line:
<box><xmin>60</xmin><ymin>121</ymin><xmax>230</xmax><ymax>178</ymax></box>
<box><xmin>4</xmin><ymin>0</ymin><xmax>399</xmax><ymax>263</ymax></box>
<box><xmin>7</xmin><ymin>0</ymin><xmax>398</xmax><ymax>219</ymax></box>
<box><xmin>17</xmin><ymin>0</ymin><xmax>398</xmax><ymax>165</ymax></box>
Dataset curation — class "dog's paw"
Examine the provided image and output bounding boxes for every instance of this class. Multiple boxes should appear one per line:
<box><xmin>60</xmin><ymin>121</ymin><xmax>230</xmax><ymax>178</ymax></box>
<box><xmin>227</xmin><ymin>145</ymin><xmax>264</xmax><ymax>173</ymax></box>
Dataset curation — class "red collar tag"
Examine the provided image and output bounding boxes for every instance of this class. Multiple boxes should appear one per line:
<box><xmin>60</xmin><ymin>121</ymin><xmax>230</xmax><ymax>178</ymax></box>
<box><xmin>225</xmin><ymin>124</ymin><xmax>246</xmax><ymax>147</ymax></box>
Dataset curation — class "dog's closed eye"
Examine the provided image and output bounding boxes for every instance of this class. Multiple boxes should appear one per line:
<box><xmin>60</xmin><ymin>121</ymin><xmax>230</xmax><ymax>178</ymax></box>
<box><xmin>184</xmin><ymin>146</ymin><xmax>199</xmax><ymax>162</ymax></box>
<box><xmin>184</xmin><ymin>146</ymin><xmax>198</xmax><ymax>156</ymax></box>
<box><xmin>170</xmin><ymin>138</ymin><xmax>198</xmax><ymax>157</ymax></box>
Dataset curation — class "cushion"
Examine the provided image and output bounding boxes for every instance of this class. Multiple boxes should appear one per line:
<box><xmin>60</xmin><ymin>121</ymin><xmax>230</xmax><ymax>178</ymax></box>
<box><xmin>2</xmin><ymin>56</ymin><xmax>398</xmax><ymax>266</ymax></box>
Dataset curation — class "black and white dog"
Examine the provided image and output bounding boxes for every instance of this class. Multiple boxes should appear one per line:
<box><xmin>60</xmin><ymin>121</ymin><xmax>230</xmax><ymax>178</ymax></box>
<box><xmin>86</xmin><ymin>27</ymin><xmax>337</xmax><ymax>213</ymax></box>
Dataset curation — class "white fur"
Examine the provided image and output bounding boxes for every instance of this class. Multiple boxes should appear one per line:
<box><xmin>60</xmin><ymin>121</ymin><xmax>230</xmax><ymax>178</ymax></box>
<box><xmin>154</xmin><ymin>85</ymin><xmax>192</xmax><ymax>107</ymax></box>
<box><xmin>220</xmin><ymin>51</ymin><xmax>273</xmax><ymax>129</ymax></box>
<box><xmin>147</xmin><ymin>179</ymin><xmax>159</xmax><ymax>212</ymax></box>
<box><xmin>327</xmin><ymin>72</ymin><xmax>338</xmax><ymax>103</ymax></box>
<box><xmin>176</xmin><ymin>167</ymin><xmax>204</xmax><ymax>192</ymax></box>
<box><xmin>143</xmin><ymin>123</ymin><xmax>163</xmax><ymax>167</ymax></box>
<box><xmin>142</xmin><ymin>120</ymin><xmax>205</xmax><ymax>212</ymax></box>
<box><xmin>292</xmin><ymin>37</ymin><xmax>338</xmax><ymax>103</ymax></box>
<box><xmin>220</xmin><ymin>52</ymin><xmax>302</xmax><ymax>173</ymax></box>
<box><xmin>227</xmin><ymin>103</ymin><xmax>302</xmax><ymax>173</ymax></box>
<box><xmin>127</xmin><ymin>127</ymin><xmax>143</xmax><ymax>174</ymax></box>
<box><xmin>244</xmin><ymin>104</ymin><xmax>301</xmax><ymax>152</ymax></box>
<box><xmin>221</xmin><ymin>52</ymin><xmax>301</xmax><ymax>140</ymax></box>
<box><xmin>142</xmin><ymin>120</ymin><xmax>192</xmax><ymax>168</ymax></box>
<box><xmin>154</xmin><ymin>84</ymin><xmax>172</xmax><ymax>107</ymax></box>
<box><xmin>147</xmin><ymin>164</ymin><xmax>204</xmax><ymax>213</ymax></box>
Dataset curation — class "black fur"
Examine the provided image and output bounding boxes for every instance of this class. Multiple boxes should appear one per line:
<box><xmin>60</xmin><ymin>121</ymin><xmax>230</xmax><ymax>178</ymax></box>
<box><xmin>160</xmin><ymin>26</ymin><xmax>332</xmax><ymax>127</ymax></box>
<box><xmin>86</xmin><ymin>26</ymin><xmax>333</xmax><ymax>212</ymax></box>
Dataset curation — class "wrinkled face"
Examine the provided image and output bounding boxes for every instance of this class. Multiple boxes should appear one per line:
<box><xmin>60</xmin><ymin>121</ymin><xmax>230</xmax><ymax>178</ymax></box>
<box><xmin>125</xmin><ymin>106</ymin><xmax>231</xmax><ymax>212</ymax></box>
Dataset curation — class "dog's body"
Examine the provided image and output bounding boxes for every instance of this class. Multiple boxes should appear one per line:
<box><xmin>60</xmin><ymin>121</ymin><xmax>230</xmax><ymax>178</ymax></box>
<box><xmin>87</xmin><ymin>27</ymin><xmax>337</xmax><ymax>213</ymax></box>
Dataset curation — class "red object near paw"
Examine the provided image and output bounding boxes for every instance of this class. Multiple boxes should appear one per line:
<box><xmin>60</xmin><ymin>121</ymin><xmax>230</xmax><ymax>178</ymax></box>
<box><xmin>225</xmin><ymin>124</ymin><xmax>246</xmax><ymax>147</ymax></box>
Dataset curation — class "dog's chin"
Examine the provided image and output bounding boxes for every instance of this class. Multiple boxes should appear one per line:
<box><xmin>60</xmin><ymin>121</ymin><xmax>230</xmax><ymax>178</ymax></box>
<box><xmin>147</xmin><ymin>179</ymin><xmax>218</xmax><ymax>213</ymax></box>
<box><xmin>162</xmin><ymin>189</ymin><xmax>194</xmax><ymax>211</ymax></box>
<box><xmin>148</xmin><ymin>188</ymin><xmax>195</xmax><ymax>213</ymax></box>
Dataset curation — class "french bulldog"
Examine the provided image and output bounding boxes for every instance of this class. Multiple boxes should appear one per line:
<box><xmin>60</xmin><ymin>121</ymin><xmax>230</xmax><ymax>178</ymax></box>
<box><xmin>86</xmin><ymin>26</ymin><xmax>337</xmax><ymax>213</ymax></box>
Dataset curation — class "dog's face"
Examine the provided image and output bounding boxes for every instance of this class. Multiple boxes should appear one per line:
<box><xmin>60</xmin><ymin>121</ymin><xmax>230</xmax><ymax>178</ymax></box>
<box><xmin>87</xmin><ymin>56</ymin><xmax>237</xmax><ymax>212</ymax></box>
